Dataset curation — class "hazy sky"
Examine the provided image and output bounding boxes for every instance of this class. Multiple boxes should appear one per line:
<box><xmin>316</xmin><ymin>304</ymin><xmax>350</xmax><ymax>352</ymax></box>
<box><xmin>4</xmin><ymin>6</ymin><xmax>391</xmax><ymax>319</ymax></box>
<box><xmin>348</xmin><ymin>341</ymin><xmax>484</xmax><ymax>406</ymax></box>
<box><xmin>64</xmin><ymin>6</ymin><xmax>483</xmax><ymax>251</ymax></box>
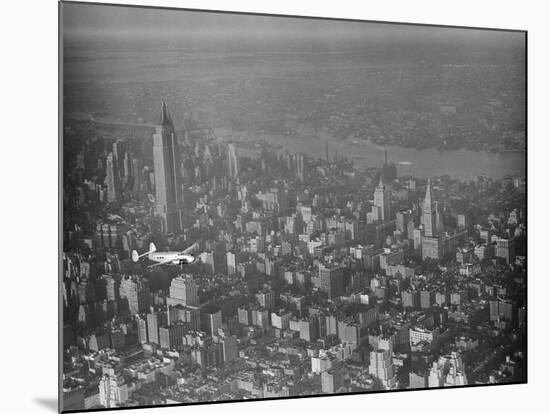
<box><xmin>62</xmin><ymin>2</ymin><xmax>525</xmax><ymax>48</ymax></box>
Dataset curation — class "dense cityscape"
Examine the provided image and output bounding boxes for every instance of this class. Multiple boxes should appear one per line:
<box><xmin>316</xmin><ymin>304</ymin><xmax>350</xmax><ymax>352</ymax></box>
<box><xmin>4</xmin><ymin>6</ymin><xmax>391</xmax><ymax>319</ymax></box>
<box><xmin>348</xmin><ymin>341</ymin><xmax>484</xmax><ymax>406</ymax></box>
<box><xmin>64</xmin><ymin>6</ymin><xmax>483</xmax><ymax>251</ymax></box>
<box><xmin>61</xmin><ymin>4</ymin><xmax>526</xmax><ymax>412</ymax></box>
<box><xmin>62</xmin><ymin>99</ymin><xmax>526</xmax><ymax>410</ymax></box>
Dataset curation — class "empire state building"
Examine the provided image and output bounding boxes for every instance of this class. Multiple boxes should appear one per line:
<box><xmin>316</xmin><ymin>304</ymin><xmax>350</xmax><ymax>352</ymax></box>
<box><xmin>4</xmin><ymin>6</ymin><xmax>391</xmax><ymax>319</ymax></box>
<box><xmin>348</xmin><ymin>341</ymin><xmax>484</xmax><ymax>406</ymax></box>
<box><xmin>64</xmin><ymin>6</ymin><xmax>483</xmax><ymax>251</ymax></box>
<box><xmin>423</xmin><ymin>178</ymin><xmax>437</xmax><ymax>237</ymax></box>
<box><xmin>153</xmin><ymin>101</ymin><xmax>184</xmax><ymax>233</ymax></box>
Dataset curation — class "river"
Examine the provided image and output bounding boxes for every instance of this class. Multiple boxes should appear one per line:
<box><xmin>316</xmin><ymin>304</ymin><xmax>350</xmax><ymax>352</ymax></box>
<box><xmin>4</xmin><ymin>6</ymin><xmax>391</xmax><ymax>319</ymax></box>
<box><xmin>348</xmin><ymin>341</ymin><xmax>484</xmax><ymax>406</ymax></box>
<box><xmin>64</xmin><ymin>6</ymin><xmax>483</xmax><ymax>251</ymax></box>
<box><xmin>216</xmin><ymin>126</ymin><xmax>525</xmax><ymax>181</ymax></box>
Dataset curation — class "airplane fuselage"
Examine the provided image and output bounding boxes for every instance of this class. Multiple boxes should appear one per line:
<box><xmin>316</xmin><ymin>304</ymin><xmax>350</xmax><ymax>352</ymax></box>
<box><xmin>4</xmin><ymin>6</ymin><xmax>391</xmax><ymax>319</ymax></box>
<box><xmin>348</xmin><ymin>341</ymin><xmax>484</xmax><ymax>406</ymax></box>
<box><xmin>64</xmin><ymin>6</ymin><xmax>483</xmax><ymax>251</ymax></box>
<box><xmin>148</xmin><ymin>252</ymin><xmax>195</xmax><ymax>266</ymax></box>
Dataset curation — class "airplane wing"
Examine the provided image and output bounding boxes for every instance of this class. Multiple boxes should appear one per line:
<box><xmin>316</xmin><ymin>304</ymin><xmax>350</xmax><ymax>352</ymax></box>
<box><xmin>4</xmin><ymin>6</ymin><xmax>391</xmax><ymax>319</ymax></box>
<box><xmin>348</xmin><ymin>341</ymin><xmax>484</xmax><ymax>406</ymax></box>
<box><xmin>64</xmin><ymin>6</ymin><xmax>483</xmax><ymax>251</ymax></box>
<box><xmin>147</xmin><ymin>257</ymin><xmax>175</xmax><ymax>269</ymax></box>
<box><xmin>181</xmin><ymin>243</ymin><xmax>199</xmax><ymax>255</ymax></box>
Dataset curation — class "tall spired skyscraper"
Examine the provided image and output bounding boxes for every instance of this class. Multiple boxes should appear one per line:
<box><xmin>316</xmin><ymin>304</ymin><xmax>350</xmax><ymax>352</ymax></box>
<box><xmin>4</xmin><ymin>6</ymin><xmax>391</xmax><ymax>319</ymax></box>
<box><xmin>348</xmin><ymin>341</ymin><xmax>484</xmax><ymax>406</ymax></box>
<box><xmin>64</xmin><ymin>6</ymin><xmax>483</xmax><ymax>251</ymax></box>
<box><xmin>423</xmin><ymin>178</ymin><xmax>437</xmax><ymax>237</ymax></box>
<box><xmin>374</xmin><ymin>174</ymin><xmax>392</xmax><ymax>222</ymax></box>
<box><xmin>153</xmin><ymin>101</ymin><xmax>184</xmax><ymax>233</ymax></box>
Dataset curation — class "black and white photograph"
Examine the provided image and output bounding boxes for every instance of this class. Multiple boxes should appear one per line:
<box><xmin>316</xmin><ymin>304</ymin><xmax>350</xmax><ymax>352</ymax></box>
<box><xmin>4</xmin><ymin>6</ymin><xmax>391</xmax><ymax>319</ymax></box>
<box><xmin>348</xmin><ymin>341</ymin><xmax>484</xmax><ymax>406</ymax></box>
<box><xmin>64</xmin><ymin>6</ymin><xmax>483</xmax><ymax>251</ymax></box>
<box><xmin>59</xmin><ymin>1</ymin><xmax>527</xmax><ymax>412</ymax></box>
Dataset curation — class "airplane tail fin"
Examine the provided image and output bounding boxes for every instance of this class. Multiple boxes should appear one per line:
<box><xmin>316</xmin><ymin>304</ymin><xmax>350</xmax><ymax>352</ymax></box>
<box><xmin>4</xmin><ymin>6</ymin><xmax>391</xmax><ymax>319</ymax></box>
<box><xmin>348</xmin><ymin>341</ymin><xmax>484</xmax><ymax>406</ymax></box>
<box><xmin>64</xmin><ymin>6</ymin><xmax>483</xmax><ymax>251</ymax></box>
<box><xmin>131</xmin><ymin>250</ymin><xmax>139</xmax><ymax>263</ymax></box>
<box><xmin>149</xmin><ymin>242</ymin><xmax>157</xmax><ymax>253</ymax></box>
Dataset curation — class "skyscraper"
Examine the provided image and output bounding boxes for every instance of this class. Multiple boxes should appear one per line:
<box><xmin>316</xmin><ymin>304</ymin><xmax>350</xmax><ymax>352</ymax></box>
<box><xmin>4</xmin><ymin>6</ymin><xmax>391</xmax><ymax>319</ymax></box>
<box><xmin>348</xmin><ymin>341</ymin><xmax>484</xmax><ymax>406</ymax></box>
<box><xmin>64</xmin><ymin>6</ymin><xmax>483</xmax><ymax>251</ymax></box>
<box><xmin>380</xmin><ymin>150</ymin><xmax>397</xmax><ymax>182</ymax></box>
<box><xmin>112</xmin><ymin>139</ymin><xmax>126</xmax><ymax>183</ymax></box>
<box><xmin>146</xmin><ymin>310</ymin><xmax>167</xmax><ymax>345</ymax></box>
<box><xmin>201</xmin><ymin>308</ymin><xmax>223</xmax><ymax>335</ymax></box>
<box><xmin>423</xmin><ymin>178</ymin><xmax>437</xmax><ymax>237</ymax></box>
<box><xmin>428</xmin><ymin>352</ymin><xmax>468</xmax><ymax>387</ymax></box>
<box><xmin>396</xmin><ymin>210</ymin><xmax>411</xmax><ymax>233</ymax></box>
<box><xmin>255</xmin><ymin>290</ymin><xmax>276</xmax><ymax>310</ymax></box>
<box><xmin>219</xmin><ymin>335</ymin><xmax>238</xmax><ymax>362</ymax></box>
<box><xmin>319</xmin><ymin>264</ymin><xmax>344</xmax><ymax>299</ymax></box>
<box><xmin>103</xmin><ymin>274</ymin><xmax>119</xmax><ymax>302</ymax></box>
<box><xmin>159</xmin><ymin>322</ymin><xmax>187</xmax><ymax>350</ymax></box>
<box><xmin>495</xmin><ymin>237</ymin><xmax>516</xmax><ymax>264</ymax></box>
<box><xmin>153</xmin><ymin>101</ymin><xmax>184</xmax><ymax>234</ymax></box>
<box><xmin>98</xmin><ymin>374</ymin><xmax>128</xmax><ymax>408</ymax></box>
<box><xmin>119</xmin><ymin>276</ymin><xmax>150</xmax><ymax>315</ymax></box>
<box><xmin>226</xmin><ymin>251</ymin><xmax>237</xmax><ymax>275</ymax></box>
<box><xmin>123</xmin><ymin>150</ymin><xmax>132</xmax><ymax>185</ymax></box>
<box><xmin>132</xmin><ymin>157</ymin><xmax>142</xmax><ymax>198</ymax></box>
<box><xmin>373</xmin><ymin>174</ymin><xmax>392</xmax><ymax>222</ymax></box>
<box><xmin>295</xmin><ymin>152</ymin><xmax>305</xmax><ymax>182</ymax></box>
<box><xmin>321</xmin><ymin>369</ymin><xmax>345</xmax><ymax>393</ymax></box>
<box><xmin>369</xmin><ymin>348</ymin><xmax>396</xmax><ymax>389</ymax></box>
<box><xmin>167</xmin><ymin>276</ymin><xmax>199</xmax><ymax>308</ymax></box>
<box><xmin>137</xmin><ymin>316</ymin><xmax>148</xmax><ymax>343</ymax></box>
<box><xmin>104</xmin><ymin>153</ymin><xmax>119</xmax><ymax>203</ymax></box>
<box><xmin>227</xmin><ymin>143</ymin><xmax>239</xmax><ymax>179</ymax></box>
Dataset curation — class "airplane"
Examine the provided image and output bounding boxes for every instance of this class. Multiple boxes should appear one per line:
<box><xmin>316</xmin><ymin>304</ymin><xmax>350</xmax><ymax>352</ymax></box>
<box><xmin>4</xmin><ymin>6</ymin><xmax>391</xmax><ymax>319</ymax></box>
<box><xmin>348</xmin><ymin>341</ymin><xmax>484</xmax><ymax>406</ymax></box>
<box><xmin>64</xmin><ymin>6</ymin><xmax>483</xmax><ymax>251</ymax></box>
<box><xmin>131</xmin><ymin>242</ymin><xmax>199</xmax><ymax>268</ymax></box>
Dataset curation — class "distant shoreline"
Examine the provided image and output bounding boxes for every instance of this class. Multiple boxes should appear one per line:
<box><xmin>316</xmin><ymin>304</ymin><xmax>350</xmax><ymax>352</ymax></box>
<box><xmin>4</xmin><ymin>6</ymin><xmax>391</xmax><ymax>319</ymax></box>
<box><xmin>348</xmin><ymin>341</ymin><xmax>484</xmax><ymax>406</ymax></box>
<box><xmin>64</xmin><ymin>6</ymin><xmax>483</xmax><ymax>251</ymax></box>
<box><xmin>63</xmin><ymin>114</ymin><xmax>526</xmax><ymax>156</ymax></box>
